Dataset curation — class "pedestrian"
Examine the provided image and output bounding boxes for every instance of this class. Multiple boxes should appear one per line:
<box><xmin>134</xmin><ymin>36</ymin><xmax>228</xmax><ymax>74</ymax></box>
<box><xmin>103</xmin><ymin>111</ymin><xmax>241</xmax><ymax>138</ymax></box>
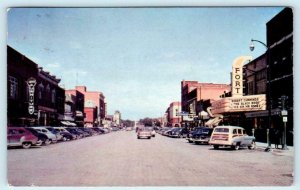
<box><xmin>274</xmin><ymin>129</ymin><xmax>281</xmax><ymax>149</ymax></box>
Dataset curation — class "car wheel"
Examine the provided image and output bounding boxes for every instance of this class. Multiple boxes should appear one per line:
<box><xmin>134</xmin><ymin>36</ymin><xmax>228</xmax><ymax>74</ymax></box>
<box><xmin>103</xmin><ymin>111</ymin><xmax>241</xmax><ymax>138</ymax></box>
<box><xmin>233</xmin><ymin>143</ymin><xmax>240</xmax><ymax>150</ymax></box>
<box><xmin>44</xmin><ymin>139</ymin><xmax>51</xmax><ymax>145</ymax></box>
<box><xmin>213</xmin><ymin>145</ymin><xmax>219</xmax><ymax>149</ymax></box>
<box><xmin>248</xmin><ymin>141</ymin><xmax>256</xmax><ymax>150</ymax></box>
<box><xmin>188</xmin><ymin>140</ymin><xmax>192</xmax><ymax>143</ymax></box>
<box><xmin>62</xmin><ymin>136</ymin><xmax>68</xmax><ymax>141</ymax></box>
<box><xmin>35</xmin><ymin>140</ymin><xmax>43</xmax><ymax>146</ymax></box>
<box><xmin>22</xmin><ymin>142</ymin><xmax>32</xmax><ymax>149</ymax></box>
<box><xmin>137</xmin><ymin>136</ymin><xmax>140</xmax><ymax>139</ymax></box>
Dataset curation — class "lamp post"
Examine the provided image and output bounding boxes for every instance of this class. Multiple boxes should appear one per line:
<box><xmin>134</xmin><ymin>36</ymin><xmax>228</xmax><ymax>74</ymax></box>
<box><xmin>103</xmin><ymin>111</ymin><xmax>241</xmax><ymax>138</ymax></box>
<box><xmin>249</xmin><ymin>39</ymin><xmax>272</xmax><ymax>150</ymax></box>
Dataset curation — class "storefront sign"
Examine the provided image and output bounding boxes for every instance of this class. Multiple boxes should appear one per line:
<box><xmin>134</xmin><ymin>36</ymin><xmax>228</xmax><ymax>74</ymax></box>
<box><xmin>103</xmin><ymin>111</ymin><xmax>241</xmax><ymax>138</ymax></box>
<box><xmin>27</xmin><ymin>77</ymin><xmax>37</xmax><ymax>115</ymax></box>
<box><xmin>232</xmin><ymin>56</ymin><xmax>252</xmax><ymax>97</ymax></box>
<box><xmin>211</xmin><ymin>94</ymin><xmax>266</xmax><ymax>114</ymax></box>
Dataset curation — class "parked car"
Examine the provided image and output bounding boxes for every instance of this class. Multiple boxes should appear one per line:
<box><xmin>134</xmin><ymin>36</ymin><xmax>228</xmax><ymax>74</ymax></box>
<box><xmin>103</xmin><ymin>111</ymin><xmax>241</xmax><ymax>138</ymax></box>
<box><xmin>209</xmin><ymin>126</ymin><xmax>256</xmax><ymax>150</ymax></box>
<box><xmin>190</xmin><ymin>127</ymin><xmax>213</xmax><ymax>144</ymax></box>
<box><xmin>65</xmin><ymin>127</ymin><xmax>84</xmax><ymax>139</ymax></box>
<box><xmin>92</xmin><ymin>127</ymin><xmax>105</xmax><ymax>134</ymax></box>
<box><xmin>53</xmin><ymin>127</ymin><xmax>77</xmax><ymax>140</ymax></box>
<box><xmin>30</xmin><ymin>127</ymin><xmax>57</xmax><ymax>144</ymax></box>
<box><xmin>46</xmin><ymin>127</ymin><xmax>63</xmax><ymax>141</ymax></box>
<box><xmin>186</xmin><ymin>127</ymin><xmax>202</xmax><ymax>143</ymax></box>
<box><xmin>166</xmin><ymin>128</ymin><xmax>189</xmax><ymax>138</ymax></box>
<box><xmin>7</xmin><ymin>127</ymin><xmax>40</xmax><ymax>149</ymax></box>
<box><xmin>26</xmin><ymin>127</ymin><xmax>51</xmax><ymax>145</ymax></box>
<box><xmin>137</xmin><ymin>127</ymin><xmax>152</xmax><ymax>139</ymax></box>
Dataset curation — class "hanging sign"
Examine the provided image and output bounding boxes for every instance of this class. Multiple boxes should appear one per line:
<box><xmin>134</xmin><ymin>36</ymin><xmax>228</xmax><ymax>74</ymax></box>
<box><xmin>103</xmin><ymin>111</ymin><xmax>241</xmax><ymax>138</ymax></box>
<box><xmin>232</xmin><ymin>56</ymin><xmax>252</xmax><ymax>97</ymax></box>
<box><xmin>27</xmin><ymin>77</ymin><xmax>37</xmax><ymax>115</ymax></box>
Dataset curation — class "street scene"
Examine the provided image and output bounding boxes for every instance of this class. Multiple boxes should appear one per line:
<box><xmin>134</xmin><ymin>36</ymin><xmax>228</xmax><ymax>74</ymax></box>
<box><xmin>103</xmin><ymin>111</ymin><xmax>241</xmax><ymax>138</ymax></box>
<box><xmin>6</xmin><ymin>6</ymin><xmax>294</xmax><ymax>188</ymax></box>
<box><xmin>8</xmin><ymin>128</ymin><xmax>293</xmax><ymax>186</ymax></box>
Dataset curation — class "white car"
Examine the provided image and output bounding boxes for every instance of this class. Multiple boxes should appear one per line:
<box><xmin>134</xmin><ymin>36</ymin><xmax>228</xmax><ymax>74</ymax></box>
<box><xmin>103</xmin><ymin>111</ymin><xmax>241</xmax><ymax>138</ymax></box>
<box><xmin>30</xmin><ymin>126</ymin><xmax>57</xmax><ymax>144</ymax></box>
<box><xmin>209</xmin><ymin>126</ymin><xmax>256</xmax><ymax>150</ymax></box>
<box><xmin>137</xmin><ymin>127</ymin><xmax>152</xmax><ymax>139</ymax></box>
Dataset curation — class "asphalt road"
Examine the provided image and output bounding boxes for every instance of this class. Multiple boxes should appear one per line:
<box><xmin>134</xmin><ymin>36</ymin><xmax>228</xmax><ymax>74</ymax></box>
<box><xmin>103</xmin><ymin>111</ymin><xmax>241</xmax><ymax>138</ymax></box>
<box><xmin>7</xmin><ymin>129</ymin><xmax>294</xmax><ymax>186</ymax></box>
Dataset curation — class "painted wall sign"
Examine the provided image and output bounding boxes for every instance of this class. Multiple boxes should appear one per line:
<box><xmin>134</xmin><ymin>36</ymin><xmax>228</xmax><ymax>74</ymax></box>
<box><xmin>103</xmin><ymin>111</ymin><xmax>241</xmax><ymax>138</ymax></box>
<box><xmin>232</xmin><ymin>56</ymin><xmax>252</xmax><ymax>97</ymax></box>
<box><xmin>27</xmin><ymin>77</ymin><xmax>37</xmax><ymax>115</ymax></box>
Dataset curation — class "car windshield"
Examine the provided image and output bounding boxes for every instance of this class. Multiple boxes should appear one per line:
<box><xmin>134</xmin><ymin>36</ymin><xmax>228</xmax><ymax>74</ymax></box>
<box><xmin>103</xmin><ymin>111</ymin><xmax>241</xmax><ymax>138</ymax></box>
<box><xmin>140</xmin><ymin>128</ymin><xmax>151</xmax><ymax>131</ymax></box>
<box><xmin>214</xmin><ymin>128</ymin><xmax>229</xmax><ymax>133</ymax></box>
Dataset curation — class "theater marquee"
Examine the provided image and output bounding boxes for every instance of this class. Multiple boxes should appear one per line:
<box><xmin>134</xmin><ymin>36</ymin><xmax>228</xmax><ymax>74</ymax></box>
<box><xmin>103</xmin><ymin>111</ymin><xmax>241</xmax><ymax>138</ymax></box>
<box><xmin>211</xmin><ymin>94</ymin><xmax>266</xmax><ymax>114</ymax></box>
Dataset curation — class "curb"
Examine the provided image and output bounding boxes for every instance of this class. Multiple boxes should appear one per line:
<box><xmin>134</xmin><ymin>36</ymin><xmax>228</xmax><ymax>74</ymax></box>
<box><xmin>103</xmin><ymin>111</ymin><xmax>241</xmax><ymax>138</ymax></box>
<box><xmin>255</xmin><ymin>144</ymin><xmax>293</xmax><ymax>156</ymax></box>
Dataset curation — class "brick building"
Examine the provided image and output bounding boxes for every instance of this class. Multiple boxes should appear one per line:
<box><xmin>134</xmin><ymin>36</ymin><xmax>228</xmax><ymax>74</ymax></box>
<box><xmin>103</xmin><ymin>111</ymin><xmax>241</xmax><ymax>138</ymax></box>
<box><xmin>65</xmin><ymin>89</ymin><xmax>85</xmax><ymax>127</ymax></box>
<box><xmin>7</xmin><ymin>46</ymin><xmax>38</xmax><ymax>126</ymax></box>
<box><xmin>76</xmin><ymin>86</ymin><xmax>106</xmax><ymax>127</ymax></box>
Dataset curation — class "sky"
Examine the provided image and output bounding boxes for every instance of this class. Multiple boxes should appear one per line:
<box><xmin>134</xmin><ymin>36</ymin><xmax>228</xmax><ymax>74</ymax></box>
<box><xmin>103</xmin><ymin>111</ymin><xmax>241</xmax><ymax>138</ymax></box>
<box><xmin>7</xmin><ymin>7</ymin><xmax>284</xmax><ymax>120</ymax></box>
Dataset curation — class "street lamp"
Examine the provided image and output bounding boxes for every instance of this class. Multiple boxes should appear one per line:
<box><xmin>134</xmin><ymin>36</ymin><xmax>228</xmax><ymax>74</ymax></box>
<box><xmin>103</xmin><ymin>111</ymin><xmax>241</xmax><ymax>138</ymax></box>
<box><xmin>249</xmin><ymin>39</ymin><xmax>272</xmax><ymax>151</ymax></box>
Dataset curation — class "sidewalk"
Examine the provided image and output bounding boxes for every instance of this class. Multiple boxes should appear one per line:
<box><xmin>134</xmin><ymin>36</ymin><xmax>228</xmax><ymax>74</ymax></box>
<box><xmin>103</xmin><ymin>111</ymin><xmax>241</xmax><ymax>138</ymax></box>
<box><xmin>255</xmin><ymin>142</ymin><xmax>294</xmax><ymax>157</ymax></box>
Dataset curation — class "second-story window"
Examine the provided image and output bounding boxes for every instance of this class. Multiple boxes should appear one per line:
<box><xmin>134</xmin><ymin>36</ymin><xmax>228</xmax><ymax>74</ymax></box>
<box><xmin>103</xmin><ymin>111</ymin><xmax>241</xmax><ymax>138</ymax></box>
<box><xmin>51</xmin><ymin>89</ymin><xmax>56</xmax><ymax>104</ymax></box>
<box><xmin>38</xmin><ymin>83</ymin><xmax>44</xmax><ymax>100</ymax></box>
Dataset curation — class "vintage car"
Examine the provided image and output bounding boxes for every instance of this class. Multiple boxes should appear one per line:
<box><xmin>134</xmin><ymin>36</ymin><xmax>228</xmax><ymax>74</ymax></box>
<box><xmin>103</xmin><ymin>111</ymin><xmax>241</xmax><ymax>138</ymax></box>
<box><xmin>137</xmin><ymin>127</ymin><xmax>152</xmax><ymax>139</ymax></box>
<box><xmin>7</xmin><ymin>127</ymin><xmax>40</xmax><ymax>149</ymax></box>
<box><xmin>209</xmin><ymin>126</ymin><xmax>256</xmax><ymax>150</ymax></box>
<box><xmin>191</xmin><ymin>127</ymin><xmax>213</xmax><ymax>144</ymax></box>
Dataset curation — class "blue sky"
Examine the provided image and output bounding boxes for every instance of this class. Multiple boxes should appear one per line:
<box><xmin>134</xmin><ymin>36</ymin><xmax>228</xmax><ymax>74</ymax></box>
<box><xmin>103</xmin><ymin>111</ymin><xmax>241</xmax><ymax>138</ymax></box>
<box><xmin>7</xmin><ymin>7</ymin><xmax>284</xmax><ymax>120</ymax></box>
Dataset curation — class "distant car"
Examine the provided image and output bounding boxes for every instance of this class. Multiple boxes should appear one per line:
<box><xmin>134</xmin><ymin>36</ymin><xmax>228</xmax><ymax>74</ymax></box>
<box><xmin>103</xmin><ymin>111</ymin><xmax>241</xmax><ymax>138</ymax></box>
<box><xmin>126</xmin><ymin>127</ymin><xmax>133</xmax><ymax>131</ymax></box>
<box><xmin>191</xmin><ymin>127</ymin><xmax>213</xmax><ymax>144</ymax></box>
<box><xmin>151</xmin><ymin>128</ymin><xmax>156</xmax><ymax>137</ymax></box>
<box><xmin>137</xmin><ymin>127</ymin><xmax>152</xmax><ymax>139</ymax></box>
<box><xmin>7</xmin><ymin>127</ymin><xmax>40</xmax><ymax>149</ymax></box>
<box><xmin>209</xmin><ymin>126</ymin><xmax>256</xmax><ymax>150</ymax></box>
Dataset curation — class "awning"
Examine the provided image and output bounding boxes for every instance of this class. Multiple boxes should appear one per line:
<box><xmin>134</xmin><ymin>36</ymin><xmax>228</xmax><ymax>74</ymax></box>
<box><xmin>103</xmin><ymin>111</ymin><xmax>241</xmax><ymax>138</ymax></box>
<box><xmin>205</xmin><ymin>115</ymin><xmax>223</xmax><ymax>128</ymax></box>
<box><xmin>61</xmin><ymin>121</ymin><xmax>76</xmax><ymax>126</ymax></box>
<box><xmin>61</xmin><ymin>121</ymin><xmax>69</xmax><ymax>125</ymax></box>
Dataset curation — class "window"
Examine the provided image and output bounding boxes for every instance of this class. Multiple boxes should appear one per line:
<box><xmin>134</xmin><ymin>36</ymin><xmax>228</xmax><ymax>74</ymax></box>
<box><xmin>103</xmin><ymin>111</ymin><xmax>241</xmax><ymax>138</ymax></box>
<box><xmin>46</xmin><ymin>84</ymin><xmax>51</xmax><ymax>100</ymax></box>
<box><xmin>242</xmin><ymin>130</ymin><xmax>246</xmax><ymax>135</ymax></box>
<box><xmin>8</xmin><ymin>76</ymin><xmax>18</xmax><ymax>99</ymax></box>
<box><xmin>215</xmin><ymin>128</ymin><xmax>229</xmax><ymax>133</ymax></box>
<box><xmin>38</xmin><ymin>83</ymin><xmax>44</xmax><ymax>100</ymax></box>
<box><xmin>51</xmin><ymin>89</ymin><xmax>56</xmax><ymax>104</ymax></box>
<box><xmin>233</xmin><ymin>129</ymin><xmax>237</xmax><ymax>134</ymax></box>
<box><xmin>237</xmin><ymin>129</ymin><xmax>242</xmax><ymax>134</ymax></box>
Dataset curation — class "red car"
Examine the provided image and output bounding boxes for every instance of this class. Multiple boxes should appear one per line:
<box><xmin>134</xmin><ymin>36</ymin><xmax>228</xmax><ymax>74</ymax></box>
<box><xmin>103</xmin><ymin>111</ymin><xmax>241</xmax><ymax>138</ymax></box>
<box><xmin>7</xmin><ymin>127</ymin><xmax>40</xmax><ymax>149</ymax></box>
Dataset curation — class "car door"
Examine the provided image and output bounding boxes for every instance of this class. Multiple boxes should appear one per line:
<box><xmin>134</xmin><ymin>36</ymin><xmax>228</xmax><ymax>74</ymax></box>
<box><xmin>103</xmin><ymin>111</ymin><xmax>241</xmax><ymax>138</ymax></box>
<box><xmin>8</xmin><ymin>129</ymin><xmax>22</xmax><ymax>145</ymax></box>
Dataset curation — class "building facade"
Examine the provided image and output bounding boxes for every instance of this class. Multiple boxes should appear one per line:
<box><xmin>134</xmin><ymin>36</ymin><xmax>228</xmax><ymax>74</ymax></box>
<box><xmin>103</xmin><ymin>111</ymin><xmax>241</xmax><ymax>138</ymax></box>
<box><xmin>36</xmin><ymin>67</ymin><xmax>65</xmax><ymax>126</ymax></box>
<box><xmin>247</xmin><ymin>8</ymin><xmax>293</xmax><ymax>145</ymax></box>
<box><xmin>76</xmin><ymin>86</ymin><xmax>106</xmax><ymax>127</ymax></box>
<box><xmin>7</xmin><ymin>46</ymin><xmax>38</xmax><ymax>126</ymax></box>
<box><xmin>65</xmin><ymin>89</ymin><xmax>85</xmax><ymax>126</ymax></box>
<box><xmin>167</xmin><ymin>102</ymin><xmax>182</xmax><ymax>127</ymax></box>
<box><xmin>113</xmin><ymin>111</ymin><xmax>121</xmax><ymax>127</ymax></box>
<box><xmin>7</xmin><ymin>46</ymin><xmax>65</xmax><ymax>127</ymax></box>
<box><xmin>181</xmin><ymin>80</ymin><xmax>231</xmax><ymax>127</ymax></box>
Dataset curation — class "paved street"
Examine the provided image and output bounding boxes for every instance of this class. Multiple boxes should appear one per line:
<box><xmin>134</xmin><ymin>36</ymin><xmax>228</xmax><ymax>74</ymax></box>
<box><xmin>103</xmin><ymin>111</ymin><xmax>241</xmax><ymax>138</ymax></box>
<box><xmin>7</xmin><ymin>130</ymin><xmax>293</xmax><ymax>186</ymax></box>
